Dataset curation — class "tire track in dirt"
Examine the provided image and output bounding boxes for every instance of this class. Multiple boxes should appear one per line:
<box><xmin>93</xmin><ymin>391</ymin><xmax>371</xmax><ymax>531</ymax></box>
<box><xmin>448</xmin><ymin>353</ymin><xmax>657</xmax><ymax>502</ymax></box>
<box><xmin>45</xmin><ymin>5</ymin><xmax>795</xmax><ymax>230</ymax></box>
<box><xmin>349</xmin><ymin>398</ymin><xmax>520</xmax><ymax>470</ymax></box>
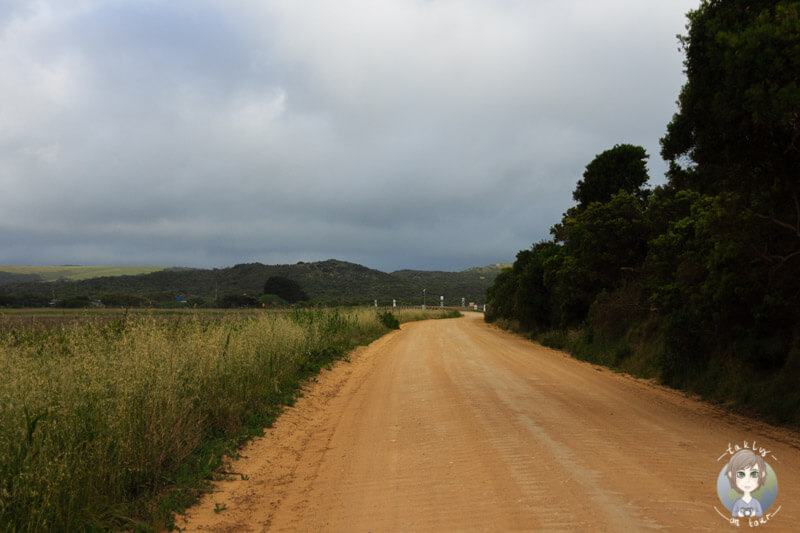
<box><xmin>179</xmin><ymin>314</ymin><xmax>800</xmax><ymax>531</ymax></box>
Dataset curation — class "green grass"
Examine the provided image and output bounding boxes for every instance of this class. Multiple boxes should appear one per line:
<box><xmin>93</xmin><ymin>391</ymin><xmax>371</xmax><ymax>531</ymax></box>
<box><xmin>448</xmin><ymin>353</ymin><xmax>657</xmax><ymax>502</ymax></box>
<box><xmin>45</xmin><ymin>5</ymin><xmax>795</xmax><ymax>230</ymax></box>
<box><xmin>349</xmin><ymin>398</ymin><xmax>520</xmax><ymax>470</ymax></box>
<box><xmin>0</xmin><ymin>307</ymin><xmax>457</xmax><ymax>530</ymax></box>
<box><xmin>0</xmin><ymin>265</ymin><xmax>168</xmax><ymax>282</ymax></box>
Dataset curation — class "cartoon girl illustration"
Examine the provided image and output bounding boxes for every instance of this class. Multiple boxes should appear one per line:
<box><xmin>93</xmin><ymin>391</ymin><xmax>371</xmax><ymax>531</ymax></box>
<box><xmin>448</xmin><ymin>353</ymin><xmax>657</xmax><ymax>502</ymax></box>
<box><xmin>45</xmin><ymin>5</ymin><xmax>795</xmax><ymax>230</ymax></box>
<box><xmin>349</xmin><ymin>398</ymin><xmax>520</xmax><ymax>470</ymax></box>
<box><xmin>725</xmin><ymin>449</ymin><xmax>767</xmax><ymax>517</ymax></box>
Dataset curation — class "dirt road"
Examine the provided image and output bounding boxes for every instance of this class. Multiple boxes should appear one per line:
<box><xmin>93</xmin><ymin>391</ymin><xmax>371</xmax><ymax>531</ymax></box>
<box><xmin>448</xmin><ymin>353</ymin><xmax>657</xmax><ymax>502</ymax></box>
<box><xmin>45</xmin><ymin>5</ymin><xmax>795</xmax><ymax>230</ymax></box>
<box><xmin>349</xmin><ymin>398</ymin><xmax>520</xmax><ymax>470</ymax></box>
<box><xmin>180</xmin><ymin>313</ymin><xmax>800</xmax><ymax>531</ymax></box>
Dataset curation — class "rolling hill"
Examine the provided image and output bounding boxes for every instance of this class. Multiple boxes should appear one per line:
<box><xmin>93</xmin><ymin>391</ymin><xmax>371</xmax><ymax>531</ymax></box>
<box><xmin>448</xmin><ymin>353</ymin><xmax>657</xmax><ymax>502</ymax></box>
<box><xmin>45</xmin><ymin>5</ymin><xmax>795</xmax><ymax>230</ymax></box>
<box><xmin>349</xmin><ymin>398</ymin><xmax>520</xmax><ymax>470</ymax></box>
<box><xmin>0</xmin><ymin>260</ymin><xmax>508</xmax><ymax>307</ymax></box>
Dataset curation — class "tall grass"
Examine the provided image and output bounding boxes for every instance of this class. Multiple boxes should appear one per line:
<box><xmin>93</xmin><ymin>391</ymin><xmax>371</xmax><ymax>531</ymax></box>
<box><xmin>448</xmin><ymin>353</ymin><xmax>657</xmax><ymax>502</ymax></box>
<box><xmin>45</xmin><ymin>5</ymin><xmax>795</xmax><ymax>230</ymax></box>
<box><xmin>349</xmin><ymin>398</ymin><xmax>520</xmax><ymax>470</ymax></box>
<box><xmin>0</xmin><ymin>307</ymin><xmax>425</xmax><ymax>530</ymax></box>
<box><xmin>394</xmin><ymin>308</ymin><xmax>461</xmax><ymax>322</ymax></box>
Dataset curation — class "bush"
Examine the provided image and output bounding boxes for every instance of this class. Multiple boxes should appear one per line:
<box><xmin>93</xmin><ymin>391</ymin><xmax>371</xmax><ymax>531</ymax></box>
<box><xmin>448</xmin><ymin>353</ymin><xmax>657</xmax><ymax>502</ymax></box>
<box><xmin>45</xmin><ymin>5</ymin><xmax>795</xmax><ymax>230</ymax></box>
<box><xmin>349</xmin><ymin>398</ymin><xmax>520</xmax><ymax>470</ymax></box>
<box><xmin>100</xmin><ymin>293</ymin><xmax>147</xmax><ymax>307</ymax></box>
<box><xmin>379</xmin><ymin>311</ymin><xmax>400</xmax><ymax>329</ymax></box>
<box><xmin>217</xmin><ymin>294</ymin><xmax>258</xmax><ymax>308</ymax></box>
<box><xmin>258</xmin><ymin>294</ymin><xmax>286</xmax><ymax>308</ymax></box>
<box><xmin>55</xmin><ymin>295</ymin><xmax>92</xmax><ymax>308</ymax></box>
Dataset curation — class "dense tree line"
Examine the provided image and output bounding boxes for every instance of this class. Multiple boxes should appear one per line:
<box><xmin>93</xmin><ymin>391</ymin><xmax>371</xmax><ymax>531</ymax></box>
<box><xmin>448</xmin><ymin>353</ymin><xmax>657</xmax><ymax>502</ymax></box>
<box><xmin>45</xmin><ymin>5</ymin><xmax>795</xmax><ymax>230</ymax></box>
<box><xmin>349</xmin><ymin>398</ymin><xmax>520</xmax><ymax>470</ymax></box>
<box><xmin>486</xmin><ymin>1</ymin><xmax>800</xmax><ymax>422</ymax></box>
<box><xmin>487</xmin><ymin>144</ymin><xmax>651</xmax><ymax>331</ymax></box>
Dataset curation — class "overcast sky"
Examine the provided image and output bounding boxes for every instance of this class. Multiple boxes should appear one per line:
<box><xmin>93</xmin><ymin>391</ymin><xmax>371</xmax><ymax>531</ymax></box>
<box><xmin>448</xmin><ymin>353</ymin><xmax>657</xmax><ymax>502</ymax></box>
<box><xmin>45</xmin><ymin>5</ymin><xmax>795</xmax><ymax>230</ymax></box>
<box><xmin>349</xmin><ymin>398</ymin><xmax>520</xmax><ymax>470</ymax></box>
<box><xmin>1</xmin><ymin>0</ymin><xmax>699</xmax><ymax>272</ymax></box>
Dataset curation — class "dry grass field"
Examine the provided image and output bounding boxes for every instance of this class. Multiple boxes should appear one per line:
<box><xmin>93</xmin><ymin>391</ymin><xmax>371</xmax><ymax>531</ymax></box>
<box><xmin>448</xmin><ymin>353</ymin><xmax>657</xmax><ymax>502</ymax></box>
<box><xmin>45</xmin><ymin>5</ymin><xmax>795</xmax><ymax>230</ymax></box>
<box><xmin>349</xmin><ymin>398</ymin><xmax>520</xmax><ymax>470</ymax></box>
<box><xmin>0</xmin><ymin>306</ymin><xmax>457</xmax><ymax>530</ymax></box>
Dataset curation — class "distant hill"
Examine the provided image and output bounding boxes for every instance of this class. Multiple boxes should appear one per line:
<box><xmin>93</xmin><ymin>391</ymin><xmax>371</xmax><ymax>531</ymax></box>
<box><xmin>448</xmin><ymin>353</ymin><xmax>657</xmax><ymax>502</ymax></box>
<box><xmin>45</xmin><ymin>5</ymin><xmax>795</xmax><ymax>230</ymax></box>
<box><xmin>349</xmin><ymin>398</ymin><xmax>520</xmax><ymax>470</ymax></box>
<box><xmin>390</xmin><ymin>264</ymin><xmax>510</xmax><ymax>306</ymax></box>
<box><xmin>0</xmin><ymin>265</ymin><xmax>169</xmax><ymax>283</ymax></box>
<box><xmin>0</xmin><ymin>260</ymin><xmax>507</xmax><ymax>307</ymax></box>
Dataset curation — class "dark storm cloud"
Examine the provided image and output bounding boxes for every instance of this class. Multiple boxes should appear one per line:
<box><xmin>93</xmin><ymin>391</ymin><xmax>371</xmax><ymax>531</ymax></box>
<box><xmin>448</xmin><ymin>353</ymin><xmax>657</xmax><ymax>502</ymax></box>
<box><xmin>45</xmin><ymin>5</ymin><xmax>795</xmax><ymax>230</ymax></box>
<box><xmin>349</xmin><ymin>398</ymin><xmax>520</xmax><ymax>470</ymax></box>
<box><xmin>0</xmin><ymin>0</ymin><xmax>699</xmax><ymax>272</ymax></box>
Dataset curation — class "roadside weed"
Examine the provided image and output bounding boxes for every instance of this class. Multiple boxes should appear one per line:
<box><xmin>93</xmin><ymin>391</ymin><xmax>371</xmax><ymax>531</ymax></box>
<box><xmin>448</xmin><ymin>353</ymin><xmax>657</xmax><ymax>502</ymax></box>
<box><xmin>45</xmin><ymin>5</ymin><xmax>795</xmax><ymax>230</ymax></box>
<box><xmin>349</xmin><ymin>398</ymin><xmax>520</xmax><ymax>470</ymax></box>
<box><xmin>0</xmin><ymin>307</ymin><xmax>453</xmax><ymax>530</ymax></box>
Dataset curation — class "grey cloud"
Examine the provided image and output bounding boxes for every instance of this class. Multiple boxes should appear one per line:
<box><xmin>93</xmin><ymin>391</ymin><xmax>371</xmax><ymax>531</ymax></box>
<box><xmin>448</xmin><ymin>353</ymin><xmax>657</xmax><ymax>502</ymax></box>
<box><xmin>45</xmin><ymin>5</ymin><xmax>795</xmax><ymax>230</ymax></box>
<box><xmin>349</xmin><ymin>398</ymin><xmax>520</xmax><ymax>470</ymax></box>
<box><xmin>1</xmin><ymin>0</ymin><xmax>699</xmax><ymax>272</ymax></box>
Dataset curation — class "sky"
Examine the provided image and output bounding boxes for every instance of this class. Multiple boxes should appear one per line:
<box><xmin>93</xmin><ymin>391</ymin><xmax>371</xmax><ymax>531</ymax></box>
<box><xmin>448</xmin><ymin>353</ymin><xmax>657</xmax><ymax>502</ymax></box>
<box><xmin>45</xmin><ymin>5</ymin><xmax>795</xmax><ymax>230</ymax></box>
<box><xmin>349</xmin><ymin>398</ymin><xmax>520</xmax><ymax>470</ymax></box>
<box><xmin>0</xmin><ymin>0</ymin><xmax>700</xmax><ymax>273</ymax></box>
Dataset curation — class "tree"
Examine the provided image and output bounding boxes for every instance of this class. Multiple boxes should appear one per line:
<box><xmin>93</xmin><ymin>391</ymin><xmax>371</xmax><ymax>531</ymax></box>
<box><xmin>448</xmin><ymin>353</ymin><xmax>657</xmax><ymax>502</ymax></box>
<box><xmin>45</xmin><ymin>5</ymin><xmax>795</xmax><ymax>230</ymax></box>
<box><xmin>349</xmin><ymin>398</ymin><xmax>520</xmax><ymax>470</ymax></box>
<box><xmin>483</xmin><ymin>1</ymin><xmax>800</xmax><ymax>423</ymax></box>
<box><xmin>218</xmin><ymin>294</ymin><xmax>258</xmax><ymax>308</ymax></box>
<box><xmin>514</xmin><ymin>241</ymin><xmax>561</xmax><ymax>331</ymax></box>
<box><xmin>484</xmin><ymin>267</ymin><xmax>516</xmax><ymax>324</ymax></box>
<box><xmin>100</xmin><ymin>293</ymin><xmax>146</xmax><ymax>307</ymax></box>
<box><xmin>263</xmin><ymin>276</ymin><xmax>308</xmax><ymax>304</ymax></box>
<box><xmin>658</xmin><ymin>0</ymin><xmax>800</xmax><ymax>375</ymax></box>
<box><xmin>661</xmin><ymin>1</ymin><xmax>800</xmax><ymax>271</ymax></box>
<box><xmin>56</xmin><ymin>295</ymin><xmax>92</xmax><ymax>308</ymax></box>
<box><xmin>549</xmin><ymin>191</ymin><xmax>649</xmax><ymax>325</ymax></box>
<box><xmin>484</xmin><ymin>242</ymin><xmax>562</xmax><ymax>331</ymax></box>
<box><xmin>662</xmin><ymin>1</ymin><xmax>800</xmax><ymax>189</ymax></box>
<box><xmin>572</xmin><ymin>144</ymin><xmax>650</xmax><ymax>209</ymax></box>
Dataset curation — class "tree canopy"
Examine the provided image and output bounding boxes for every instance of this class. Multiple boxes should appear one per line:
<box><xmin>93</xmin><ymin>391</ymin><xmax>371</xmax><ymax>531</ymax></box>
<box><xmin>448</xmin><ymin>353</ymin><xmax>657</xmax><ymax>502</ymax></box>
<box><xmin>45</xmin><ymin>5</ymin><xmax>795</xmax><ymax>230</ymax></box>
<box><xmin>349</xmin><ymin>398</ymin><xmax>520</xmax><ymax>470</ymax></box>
<box><xmin>662</xmin><ymin>1</ymin><xmax>800</xmax><ymax>195</ymax></box>
<box><xmin>572</xmin><ymin>144</ymin><xmax>650</xmax><ymax>209</ymax></box>
<box><xmin>263</xmin><ymin>276</ymin><xmax>309</xmax><ymax>304</ymax></box>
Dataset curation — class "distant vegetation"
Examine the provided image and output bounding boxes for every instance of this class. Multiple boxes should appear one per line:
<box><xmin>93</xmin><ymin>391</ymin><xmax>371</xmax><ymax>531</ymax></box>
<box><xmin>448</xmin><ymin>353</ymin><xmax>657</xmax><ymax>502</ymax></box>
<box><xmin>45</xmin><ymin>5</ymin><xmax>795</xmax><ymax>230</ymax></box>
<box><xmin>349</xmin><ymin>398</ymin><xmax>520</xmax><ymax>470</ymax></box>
<box><xmin>263</xmin><ymin>275</ymin><xmax>309</xmax><ymax>304</ymax></box>
<box><xmin>486</xmin><ymin>1</ymin><xmax>800</xmax><ymax>427</ymax></box>
<box><xmin>0</xmin><ymin>260</ymin><xmax>504</xmax><ymax>308</ymax></box>
<box><xmin>0</xmin><ymin>265</ymin><xmax>169</xmax><ymax>282</ymax></box>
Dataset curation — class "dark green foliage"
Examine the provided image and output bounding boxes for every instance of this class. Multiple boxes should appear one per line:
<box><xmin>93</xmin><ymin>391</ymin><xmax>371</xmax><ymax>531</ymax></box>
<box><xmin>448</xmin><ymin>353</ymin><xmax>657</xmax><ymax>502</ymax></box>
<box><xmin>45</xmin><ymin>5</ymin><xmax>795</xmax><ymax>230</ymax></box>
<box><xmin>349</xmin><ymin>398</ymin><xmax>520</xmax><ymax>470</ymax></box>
<box><xmin>378</xmin><ymin>312</ymin><xmax>400</xmax><ymax>329</ymax></box>
<box><xmin>659</xmin><ymin>309</ymin><xmax>711</xmax><ymax>388</ymax></box>
<box><xmin>56</xmin><ymin>295</ymin><xmax>92</xmax><ymax>308</ymax></box>
<box><xmin>661</xmin><ymin>0</ymin><xmax>800</xmax><ymax>320</ymax></box>
<box><xmin>489</xmin><ymin>189</ymin><xmax>651</xmax><ymax>329</ymax></box>
<box><xmin>217</xmin><ymin>294</ymin><xmax>259</xmax><ymax>308</ymax></box>
<box><xmin>100</xmin><ymin>293</ymin><xmax>147</xmax><ymax>307</ymax></box>
<box><xmin>258</xmin><ymin>294</ymin><xmax>286</xmax><ymax>307</ymax></box>
<box><xmin>485</xmin><ymin>242</ymin><xmax>560</xmax><ymax>331</ymax></box>
<box><xmin>654</xmin><ymin>0</ymin><xmax>800</xmax><ymax>385</ymax></box>
<box><xmin>263</xmin><ymin>276</ymin><xmax>308</xmax><ymax>304</ymax></box>
<box><xmin>549</xmin><ymin>191</ymin><xmax>649</xmax><ymax>325</ymax></box>
<box><xmin>662</xmin><ymin>1</ymin><xmax>800</xmax><ymax>195</ymax></box>
<box><xmin>0</xmin><ymin>293</ymin><xmax>51</xmax><ymax>307</ymax></box>
<box><xmin>486</xmin><ymin>1</ymin><xmax>800</xmax><ymax>427</ymax></box>
<box><xmin>144</xmin><ymin>291</ymin><xmax>178</xmax><ymax>307</ymax></box>
<box><xmin>572</xmin><ymin>144</ymin><xmax>650</xmax><ymax>209</ymax></box>
<box><xmin>588</xmin><ymin>283</ymin><xmax>649</xmax><ymax>340</ymax></box>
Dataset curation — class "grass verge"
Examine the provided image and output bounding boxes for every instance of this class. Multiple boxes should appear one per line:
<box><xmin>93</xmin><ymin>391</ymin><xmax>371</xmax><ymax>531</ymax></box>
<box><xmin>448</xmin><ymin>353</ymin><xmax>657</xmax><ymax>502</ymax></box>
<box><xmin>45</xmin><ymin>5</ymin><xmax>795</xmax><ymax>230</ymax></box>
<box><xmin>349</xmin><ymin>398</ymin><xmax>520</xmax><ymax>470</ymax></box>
<box><xmin>0</xmin><ymin>307</ymin><xmax>457</xmax><ymax>530</ymax></box>
<box><xmin>508</xmin><ymin>317</ymin><xmax>800</xmax><ymax>430</ymax></box>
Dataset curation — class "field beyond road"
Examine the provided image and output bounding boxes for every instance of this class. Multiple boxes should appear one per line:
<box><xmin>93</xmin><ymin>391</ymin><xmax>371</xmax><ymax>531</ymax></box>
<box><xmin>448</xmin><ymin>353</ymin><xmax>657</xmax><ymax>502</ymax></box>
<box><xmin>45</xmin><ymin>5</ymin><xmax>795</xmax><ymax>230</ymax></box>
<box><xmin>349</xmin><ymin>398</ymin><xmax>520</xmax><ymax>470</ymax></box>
<box><xmin>181</xmin><ymin>313</ymin><xmax>800</xmax><ymax>531</ymax></box>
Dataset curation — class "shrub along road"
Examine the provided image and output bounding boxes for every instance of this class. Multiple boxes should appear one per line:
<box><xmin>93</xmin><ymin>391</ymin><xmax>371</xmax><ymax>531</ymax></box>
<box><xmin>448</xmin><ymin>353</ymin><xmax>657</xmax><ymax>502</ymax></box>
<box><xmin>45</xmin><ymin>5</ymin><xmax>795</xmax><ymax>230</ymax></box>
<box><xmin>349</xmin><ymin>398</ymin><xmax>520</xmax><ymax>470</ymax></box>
<box><xmin>180</xmin><ymin>313</ymin><xmax>800</xmax><ymax>531</ymax></box>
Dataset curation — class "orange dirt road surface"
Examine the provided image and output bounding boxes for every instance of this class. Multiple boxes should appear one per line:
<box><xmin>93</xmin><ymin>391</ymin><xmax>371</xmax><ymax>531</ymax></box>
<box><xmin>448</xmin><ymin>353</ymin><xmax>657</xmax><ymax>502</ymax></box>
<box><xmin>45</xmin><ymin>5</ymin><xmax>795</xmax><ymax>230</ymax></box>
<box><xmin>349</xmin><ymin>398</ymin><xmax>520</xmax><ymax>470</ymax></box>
<box><xmin>180</xmin><ymin>313</ymin><xmax>800</xmax><ymax>531</ymax></box>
